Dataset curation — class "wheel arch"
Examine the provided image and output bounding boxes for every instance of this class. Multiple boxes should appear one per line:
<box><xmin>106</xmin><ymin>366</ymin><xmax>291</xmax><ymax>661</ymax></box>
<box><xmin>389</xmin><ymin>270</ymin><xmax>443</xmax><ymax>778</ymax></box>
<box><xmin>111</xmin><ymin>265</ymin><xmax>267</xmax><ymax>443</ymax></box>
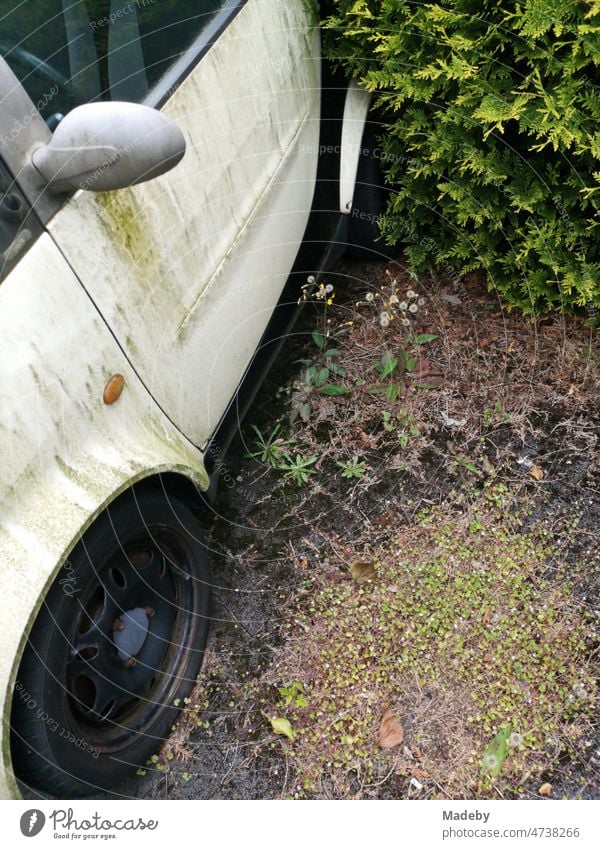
<box><xmin>1</xmin><ymin>460</ymin><xmax>208</xmax><ymax>800</ymax></box>
<box><xmin>9</xmin><ymin>480</ymin><xmax>212</xmax><ymax>798</ymax></box>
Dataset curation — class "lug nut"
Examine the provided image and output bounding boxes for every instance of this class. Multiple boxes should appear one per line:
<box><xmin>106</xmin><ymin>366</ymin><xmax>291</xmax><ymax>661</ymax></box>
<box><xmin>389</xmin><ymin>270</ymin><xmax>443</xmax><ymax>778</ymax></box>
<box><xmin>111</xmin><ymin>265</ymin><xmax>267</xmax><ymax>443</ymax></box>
<box><xmin>123</xmin><ymin>656</ymin><xmax>137</xmax><ymax>668</ymax></box>
<box><xmin>113</xmin><ymin>617</ymin><xmax>124</xmax><ymax>631</ymax></box>
<box><xmin>145</xmin><ymin>607</ymin><xmax>155</xmax><ymax>618</ymax></box>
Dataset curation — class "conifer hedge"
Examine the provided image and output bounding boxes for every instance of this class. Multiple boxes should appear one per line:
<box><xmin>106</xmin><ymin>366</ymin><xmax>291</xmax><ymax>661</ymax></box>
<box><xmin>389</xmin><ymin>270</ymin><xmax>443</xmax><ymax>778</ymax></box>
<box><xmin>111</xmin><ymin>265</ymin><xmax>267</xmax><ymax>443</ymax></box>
<box><xmin>322</xmin><ymin>1</ymin><xmax>600</xmax><ymax>314</ymax></box>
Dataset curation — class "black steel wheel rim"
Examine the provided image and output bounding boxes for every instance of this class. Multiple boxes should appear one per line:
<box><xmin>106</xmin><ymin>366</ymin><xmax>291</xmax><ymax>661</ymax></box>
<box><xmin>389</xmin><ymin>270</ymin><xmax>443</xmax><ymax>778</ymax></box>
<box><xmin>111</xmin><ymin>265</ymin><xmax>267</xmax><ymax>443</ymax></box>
<box><xmin>60</xmin><ymin>527</ymin><xmax>196</xmax><ymax>751</ymax></box>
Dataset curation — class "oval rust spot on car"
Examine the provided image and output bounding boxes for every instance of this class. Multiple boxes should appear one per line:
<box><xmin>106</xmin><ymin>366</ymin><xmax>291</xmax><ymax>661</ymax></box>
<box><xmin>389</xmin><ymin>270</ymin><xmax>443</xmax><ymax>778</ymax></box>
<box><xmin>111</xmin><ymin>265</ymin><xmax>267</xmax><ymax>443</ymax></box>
<box><xmin>103</xmin><ymin>374</ymin><xmax>125</xmax><ymax>405</ymax></box>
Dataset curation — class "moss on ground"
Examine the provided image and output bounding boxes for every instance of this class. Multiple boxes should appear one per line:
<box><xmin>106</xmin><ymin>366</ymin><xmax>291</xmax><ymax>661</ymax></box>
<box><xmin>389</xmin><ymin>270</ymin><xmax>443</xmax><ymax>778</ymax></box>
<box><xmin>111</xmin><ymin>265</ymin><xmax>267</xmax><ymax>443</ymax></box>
<box><xmin>266</xmin><ymin>485</ymin><xmax>596</xmax><ymax>798</ymax></box>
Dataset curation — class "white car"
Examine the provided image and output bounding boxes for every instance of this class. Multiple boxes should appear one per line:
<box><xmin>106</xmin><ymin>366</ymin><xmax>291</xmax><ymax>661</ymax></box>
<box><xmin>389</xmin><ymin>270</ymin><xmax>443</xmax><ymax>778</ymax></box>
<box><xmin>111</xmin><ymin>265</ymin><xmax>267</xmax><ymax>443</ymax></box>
<box><xmin>0</xmin><ymin>0</ymin><xmax>382</xmax><ymax>798</ymax></box>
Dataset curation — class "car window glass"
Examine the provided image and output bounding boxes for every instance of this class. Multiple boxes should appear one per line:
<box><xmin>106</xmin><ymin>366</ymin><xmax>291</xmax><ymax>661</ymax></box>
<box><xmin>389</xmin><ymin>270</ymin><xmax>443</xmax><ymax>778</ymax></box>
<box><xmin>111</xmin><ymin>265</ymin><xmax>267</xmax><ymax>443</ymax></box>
<box><xmin>0</xmin><ymin>1</ymin><xmax>227</xmax><ymax>125</ymax></box>
<box><xmin>0</xmin><ymin>159</ymin><xmax>39</xmax><ymax>282</ymax></box>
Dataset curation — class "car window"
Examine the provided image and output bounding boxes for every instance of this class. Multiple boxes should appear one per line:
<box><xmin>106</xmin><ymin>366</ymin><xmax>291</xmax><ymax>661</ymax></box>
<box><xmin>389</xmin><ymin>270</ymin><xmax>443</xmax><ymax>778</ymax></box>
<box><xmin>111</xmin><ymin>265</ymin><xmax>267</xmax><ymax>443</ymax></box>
<box><xmin>0</xmin><ymin>158</ymin><xmax>40</xmax><ymax>282</ymax></box>
<box><xmin>0</xmin><ymin>0</ymin><xmax>228</xmax><ymax>124</ymax></box>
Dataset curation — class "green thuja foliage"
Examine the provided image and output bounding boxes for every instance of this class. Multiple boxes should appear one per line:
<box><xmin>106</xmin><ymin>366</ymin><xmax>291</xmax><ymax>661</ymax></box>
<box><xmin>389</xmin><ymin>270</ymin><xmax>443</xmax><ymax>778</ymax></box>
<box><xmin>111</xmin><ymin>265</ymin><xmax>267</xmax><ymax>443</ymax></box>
<box><xmin>322</xmin><ymin>0</ymin><xmax>600</xmax><ymax>313</ymax></box>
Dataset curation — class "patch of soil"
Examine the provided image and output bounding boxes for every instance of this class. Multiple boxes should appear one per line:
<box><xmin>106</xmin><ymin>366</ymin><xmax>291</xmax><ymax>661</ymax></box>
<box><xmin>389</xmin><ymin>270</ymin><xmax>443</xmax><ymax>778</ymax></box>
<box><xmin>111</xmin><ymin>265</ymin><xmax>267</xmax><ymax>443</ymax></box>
<box><xmin>121</xmin><ymin>257</ymin><xmax>599</xmax><ymax>800</ymax></box>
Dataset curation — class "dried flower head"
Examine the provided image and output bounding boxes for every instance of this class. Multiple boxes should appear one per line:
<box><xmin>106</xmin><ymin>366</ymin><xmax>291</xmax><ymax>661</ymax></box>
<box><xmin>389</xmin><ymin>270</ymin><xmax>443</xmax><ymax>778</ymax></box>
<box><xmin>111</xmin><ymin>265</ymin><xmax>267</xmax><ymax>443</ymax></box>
<box><xmin>483</xmin><ymin>753</ymin><xmax>498</xmax><ymax>771</ymax></box>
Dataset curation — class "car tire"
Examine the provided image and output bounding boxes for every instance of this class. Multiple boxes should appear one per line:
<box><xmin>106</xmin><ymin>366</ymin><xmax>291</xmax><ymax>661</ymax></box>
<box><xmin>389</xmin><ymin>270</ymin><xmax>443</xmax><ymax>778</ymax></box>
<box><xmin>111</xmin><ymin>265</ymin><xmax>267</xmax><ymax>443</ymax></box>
<box><xmin>348</xmin><ymin>123</ymin><xmax>399</xmax><ymax>262</ymax></box>
<box><xmin>10</xmin><ymin>487</ymin><xmax>211</xmax><ymax>798</ymax></box>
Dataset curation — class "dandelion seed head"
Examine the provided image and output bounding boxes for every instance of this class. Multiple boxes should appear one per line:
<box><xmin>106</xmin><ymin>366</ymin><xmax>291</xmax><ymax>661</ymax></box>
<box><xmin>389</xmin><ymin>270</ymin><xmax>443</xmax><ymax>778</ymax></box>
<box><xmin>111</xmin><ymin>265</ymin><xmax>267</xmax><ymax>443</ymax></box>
<box><xmin>508</xmin><ymin>732</ymin><xmax>524</xmax><ymax>748</ymax></box>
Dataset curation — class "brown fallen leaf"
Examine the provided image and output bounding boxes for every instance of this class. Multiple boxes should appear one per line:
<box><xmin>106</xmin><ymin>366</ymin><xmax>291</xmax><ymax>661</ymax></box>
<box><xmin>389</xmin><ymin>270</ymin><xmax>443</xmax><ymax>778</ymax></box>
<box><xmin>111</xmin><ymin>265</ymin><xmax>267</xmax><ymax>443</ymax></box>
<box><xmin>530</xmin><ymin>464</ymin><xmax>544</xmax><ymax>481</ymax></box>
<box><xmin>414</xmin><ymin>376</ymin><xmax>446</xmax><ymax>389</ymax></box>
<box><xmin>350</xmin><ymin>560</ymin><xmax>376</xmax><ymax>584</ymax></box>
<box><xmin>378</xmin><ymin>708</ymin><xmax>404</xmax><ymax>749</ymax></box>
<box><xmin>408</xmin><ymin>357</ymin><xmax>445</xmax><ymax>387</ymax></box>
<box><xmin>411</xmin><ymin>767</ymin><xmax>429</xmax><ymax>781</ymax></box>
<box><xmin>410</xmin><ymin>357</ymin><xmax>433</xmax><ymax>379</ymax></box>
<box><xmin>482</xmin><ymin>607</ymin><xmax>491</xmax><ymax>627</ymax></box>
<box><xmin>539</xmin><ymin>782</ymin><xmax>553</xmax><ymax>797</ymax></box>
<box><xmin>441</xmin><ymin>292</ymin><xmax>462</xmax><ymax>306</ymax></box>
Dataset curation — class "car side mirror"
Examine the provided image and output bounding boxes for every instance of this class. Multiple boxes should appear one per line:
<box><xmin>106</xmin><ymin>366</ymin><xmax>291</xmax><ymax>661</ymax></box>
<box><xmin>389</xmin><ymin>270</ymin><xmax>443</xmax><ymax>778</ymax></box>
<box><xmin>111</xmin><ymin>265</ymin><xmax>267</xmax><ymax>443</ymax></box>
<box><xmin>31</xmin><ymin>102</ymin><xmax>186</xmax><ymax>193</ymax></box>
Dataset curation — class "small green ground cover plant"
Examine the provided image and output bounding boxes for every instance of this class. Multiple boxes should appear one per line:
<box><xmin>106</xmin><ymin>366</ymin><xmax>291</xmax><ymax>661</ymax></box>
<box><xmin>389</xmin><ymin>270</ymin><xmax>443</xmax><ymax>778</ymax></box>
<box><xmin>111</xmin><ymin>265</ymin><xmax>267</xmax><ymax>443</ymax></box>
<box><xmin>265</xmin><ymin>486</ymin><xmax>596</xmax><ymax>798</ymax></box>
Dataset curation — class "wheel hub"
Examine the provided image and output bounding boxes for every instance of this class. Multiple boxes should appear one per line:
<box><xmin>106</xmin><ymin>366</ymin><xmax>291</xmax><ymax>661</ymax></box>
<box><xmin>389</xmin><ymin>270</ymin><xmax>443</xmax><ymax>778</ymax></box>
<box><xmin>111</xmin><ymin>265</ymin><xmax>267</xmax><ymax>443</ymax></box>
<box><xmin>113</xmin><ymin>607</ymin><xmax>151</xmax><ymax>664</ymax></box>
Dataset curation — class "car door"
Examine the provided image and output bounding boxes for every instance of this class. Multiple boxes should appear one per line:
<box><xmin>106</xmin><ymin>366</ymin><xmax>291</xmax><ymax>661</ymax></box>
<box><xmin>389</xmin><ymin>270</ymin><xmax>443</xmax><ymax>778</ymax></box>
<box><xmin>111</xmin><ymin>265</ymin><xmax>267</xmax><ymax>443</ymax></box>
<box><xmin>2</xmin><ymin>0</ymin><xmax>321</xmax><ymax>449</ymax></box>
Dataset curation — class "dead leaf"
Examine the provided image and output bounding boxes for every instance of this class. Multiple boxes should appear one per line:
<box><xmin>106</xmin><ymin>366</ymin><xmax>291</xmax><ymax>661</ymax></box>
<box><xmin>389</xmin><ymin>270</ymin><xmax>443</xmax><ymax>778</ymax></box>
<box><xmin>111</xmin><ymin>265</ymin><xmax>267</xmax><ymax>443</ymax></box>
<box><xmin>441</xmin><ymin>293</ymin><xmax>462</xmax><ymax>305</ymax></box>
<box><xmin>407</xmin><ymin>355</ymin><xmax>445</xmax><ymax>388</ymax></box>
<box><xmin>482</xmin><ymin>607</ymin><xmax>491</xmax><ymax>627</ymax></box>
<box><xmin>530</xmin><ymin>465</ymin><xmax>544</xmax><ymax>481</ymax></box>
<box><xmin>411</xmin><ymin>767</ymin><xmax>429</xmax><ymax>781</ymax></box>
<box><xmin>539</xmin><ymin>783</ymin><xmax>553</xmax><ymax>797</ymax></box>
<box><xmin>414</xmin><ymin>376</ymin><xmax>446</xmax><ymax>389</ymax></box>
<box><xmin>378</xmin><ymin>708</ymin><xmax>404</xmax><ymax>749</ymax></box>
<box><xmin>350</xmin><ymin>560</ymin><xmax>376</xmax><ymax>584</ymax></box>
<box><xmin>440</xmin><ymin>411</ymin><xmax>467</xmax><ymax>428</ymax></box>
<box><xmin>410</xmin><ymin>358</ymin><xmax>433</xmax><ymax>378</ymax></box>
<box><xmin>482</xmin><ymin>455</ymin><xmax>495</xmax><ymax>476</ymax></box>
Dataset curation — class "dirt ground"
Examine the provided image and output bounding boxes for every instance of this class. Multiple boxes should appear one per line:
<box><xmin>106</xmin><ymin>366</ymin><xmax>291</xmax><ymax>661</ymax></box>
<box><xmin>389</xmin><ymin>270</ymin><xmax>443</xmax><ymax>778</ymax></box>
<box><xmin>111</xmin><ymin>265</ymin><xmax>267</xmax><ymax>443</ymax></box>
<box><xmin>121</xmin><ymin>257</ymin><xmax>599</xmax><ymax>801</ymax></box>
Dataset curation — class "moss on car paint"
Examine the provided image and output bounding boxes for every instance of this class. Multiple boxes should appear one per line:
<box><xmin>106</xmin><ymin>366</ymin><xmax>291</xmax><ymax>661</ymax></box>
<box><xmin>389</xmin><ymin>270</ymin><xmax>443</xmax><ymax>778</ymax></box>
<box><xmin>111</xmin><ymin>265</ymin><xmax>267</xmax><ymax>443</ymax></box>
<box><xmin>95</xmin><ymin>191</ymin><xmax>154</xmax><ymax>269</ymax></box>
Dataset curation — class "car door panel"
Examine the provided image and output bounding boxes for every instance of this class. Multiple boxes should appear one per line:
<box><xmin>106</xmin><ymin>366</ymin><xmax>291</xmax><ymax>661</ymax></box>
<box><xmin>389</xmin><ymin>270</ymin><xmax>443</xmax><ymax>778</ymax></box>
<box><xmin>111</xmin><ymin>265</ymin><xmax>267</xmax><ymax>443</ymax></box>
<box><xmin>47</xmin><ymin>0</ymin><xmax>321</xmax><ymax>447</ymax></box>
